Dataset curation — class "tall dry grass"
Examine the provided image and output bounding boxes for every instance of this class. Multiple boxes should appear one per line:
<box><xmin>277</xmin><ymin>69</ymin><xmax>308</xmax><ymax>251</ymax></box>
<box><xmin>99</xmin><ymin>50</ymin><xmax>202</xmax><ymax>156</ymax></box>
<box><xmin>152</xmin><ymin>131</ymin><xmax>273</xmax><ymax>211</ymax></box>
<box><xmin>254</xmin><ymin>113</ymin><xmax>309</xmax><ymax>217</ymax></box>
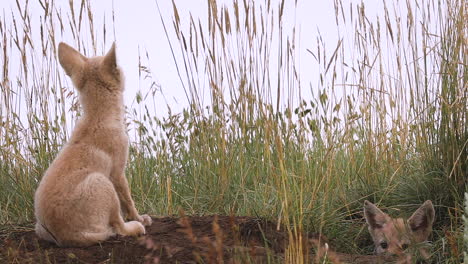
<box><xmin>0</xmin><ymin>0</ymin><xmax>466</xmax><ymax>262</ymax></box>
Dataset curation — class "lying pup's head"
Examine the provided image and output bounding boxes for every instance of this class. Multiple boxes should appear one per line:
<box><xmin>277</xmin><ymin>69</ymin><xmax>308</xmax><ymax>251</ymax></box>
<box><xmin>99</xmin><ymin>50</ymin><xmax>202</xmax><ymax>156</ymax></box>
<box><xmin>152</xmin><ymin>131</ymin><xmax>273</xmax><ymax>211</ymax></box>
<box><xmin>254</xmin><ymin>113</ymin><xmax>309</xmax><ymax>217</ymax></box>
<box><xmin>364</xmin><ymin>200</ymin><xmax>435</xmax><ymax>262</ymax></box>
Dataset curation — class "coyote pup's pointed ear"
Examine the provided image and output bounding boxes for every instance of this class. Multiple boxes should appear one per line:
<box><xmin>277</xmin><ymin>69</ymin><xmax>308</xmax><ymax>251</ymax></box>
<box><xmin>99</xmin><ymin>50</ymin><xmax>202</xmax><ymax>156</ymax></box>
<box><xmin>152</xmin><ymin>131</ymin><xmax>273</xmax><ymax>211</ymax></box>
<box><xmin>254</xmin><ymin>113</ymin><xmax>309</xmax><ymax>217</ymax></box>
<box><xmin>102</xmin><ymin>43</ymin><xmax>117</xmax><ymax>74</ymax></box>
<box><xmin>58</xmin><ymin>42</ymin><xmax>86</xmax><ymax>77</ymax></box>
<box><xmin>364</xmin><ymin>200</ymin><xmax>390</xmax><ymax>229</ymax></box>
<box><xmin>408</xmin><ymin>200</ymin><xmax>435</xmax><ymax>233</ymax></box>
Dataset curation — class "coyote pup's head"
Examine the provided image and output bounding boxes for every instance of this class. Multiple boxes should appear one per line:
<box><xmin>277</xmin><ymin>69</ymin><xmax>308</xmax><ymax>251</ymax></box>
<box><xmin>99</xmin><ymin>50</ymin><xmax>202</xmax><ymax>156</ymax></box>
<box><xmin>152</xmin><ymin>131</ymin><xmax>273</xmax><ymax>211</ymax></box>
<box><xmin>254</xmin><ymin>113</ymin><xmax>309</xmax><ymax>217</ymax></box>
<box><xmin>364</xmin><ymin>200</ymin><xmax>435</xmax><ymax>262</ymax></box>
<box><xmin>58</xmin><ymin>42</ymin><xmax>123</xmax><ymax>113</ymax></box>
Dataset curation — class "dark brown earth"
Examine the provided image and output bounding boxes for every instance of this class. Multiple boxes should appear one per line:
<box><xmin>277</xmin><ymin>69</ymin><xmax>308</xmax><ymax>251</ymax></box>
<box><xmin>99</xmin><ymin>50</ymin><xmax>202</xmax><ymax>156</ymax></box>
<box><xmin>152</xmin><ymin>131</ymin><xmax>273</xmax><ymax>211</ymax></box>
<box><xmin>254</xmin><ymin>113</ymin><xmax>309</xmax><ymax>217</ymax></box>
<box><xmin>0</xmin><ymin>215</ymin><xmax>396</xmax><ymax>263</ymax></box>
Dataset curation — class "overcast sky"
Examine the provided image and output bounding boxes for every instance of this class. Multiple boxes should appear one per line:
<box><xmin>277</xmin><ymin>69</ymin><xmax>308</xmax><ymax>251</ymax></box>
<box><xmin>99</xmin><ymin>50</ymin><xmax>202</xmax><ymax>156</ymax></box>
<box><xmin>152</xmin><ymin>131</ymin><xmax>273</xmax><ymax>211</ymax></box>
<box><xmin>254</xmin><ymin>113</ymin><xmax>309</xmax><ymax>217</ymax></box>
<box><xmin>0</xmin><ymin>0</ymin><xmax>386</xmax><ymax>117</ymax></box>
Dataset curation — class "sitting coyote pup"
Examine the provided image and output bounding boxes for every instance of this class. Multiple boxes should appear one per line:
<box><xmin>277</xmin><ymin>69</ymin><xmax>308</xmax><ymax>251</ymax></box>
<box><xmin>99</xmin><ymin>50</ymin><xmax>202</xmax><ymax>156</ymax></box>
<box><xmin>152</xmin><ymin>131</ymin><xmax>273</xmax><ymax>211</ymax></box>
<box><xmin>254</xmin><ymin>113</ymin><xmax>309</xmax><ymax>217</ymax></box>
<box><xmin>364</xmin><ymin>200</ymin><xmax>435</xmax><ymax>263</ymax></box>
<box><xmin>34</xmin><ymin>42</ymin><xmax>152</xmax><ymax>247</ymax></box>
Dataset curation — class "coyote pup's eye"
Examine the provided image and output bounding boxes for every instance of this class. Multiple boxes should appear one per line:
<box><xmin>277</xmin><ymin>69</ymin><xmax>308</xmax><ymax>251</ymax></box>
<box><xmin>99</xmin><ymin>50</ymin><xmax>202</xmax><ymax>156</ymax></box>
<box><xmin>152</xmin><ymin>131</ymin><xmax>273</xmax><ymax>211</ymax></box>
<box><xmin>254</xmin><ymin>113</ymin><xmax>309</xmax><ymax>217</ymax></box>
<box><xmin>380</xmin><ymin>242</ymin><xmax>388</xmax><ymax>249</ymax></box>
<box><xmin>401</xmin><ymin>243</ymin><xmax>409</xmax><ymax>250</ymax></box>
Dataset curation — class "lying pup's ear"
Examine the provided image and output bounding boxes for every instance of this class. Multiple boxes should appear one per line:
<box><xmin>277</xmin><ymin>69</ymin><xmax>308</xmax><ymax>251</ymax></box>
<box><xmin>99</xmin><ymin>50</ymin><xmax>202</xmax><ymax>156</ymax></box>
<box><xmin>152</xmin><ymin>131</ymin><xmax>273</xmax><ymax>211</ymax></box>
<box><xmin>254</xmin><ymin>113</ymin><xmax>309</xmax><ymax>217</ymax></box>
<box><xmin>408</xmin><ymin>200</ymin><xmax>435</xmax><ymax>235</ymax></box>
<box><xmin>364</xmin><ymin>200</ymin><xmax>391</xmax><ymax>229</ymax></box>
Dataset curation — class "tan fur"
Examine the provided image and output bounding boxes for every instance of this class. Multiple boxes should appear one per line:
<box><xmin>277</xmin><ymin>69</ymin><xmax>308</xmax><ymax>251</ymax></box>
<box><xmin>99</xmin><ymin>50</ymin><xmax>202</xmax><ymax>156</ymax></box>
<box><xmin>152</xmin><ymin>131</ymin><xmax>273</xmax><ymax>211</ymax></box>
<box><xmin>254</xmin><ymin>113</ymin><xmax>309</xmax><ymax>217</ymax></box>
<box><xmin>364</xmin><ymin>200</ymin><xmax>435</xmax><ymax>263</ymax></box>
<box><xmin>34</xmin><ymin>42</ymin><xmax>152</xmax><ymax>247</ymax></box>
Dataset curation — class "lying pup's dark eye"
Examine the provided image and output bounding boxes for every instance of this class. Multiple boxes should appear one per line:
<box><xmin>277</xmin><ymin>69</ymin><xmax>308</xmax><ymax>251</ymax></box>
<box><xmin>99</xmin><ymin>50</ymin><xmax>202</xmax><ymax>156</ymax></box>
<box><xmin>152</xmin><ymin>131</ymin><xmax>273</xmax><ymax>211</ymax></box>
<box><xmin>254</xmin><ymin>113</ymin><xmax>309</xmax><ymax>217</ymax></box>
<box><xmin>402</xmin><ymin>243</ymin><xmax>409</xmax><ymax>250</ymax></box>
<box><xmin>380</xmin><ymin>242</ymin><xmax>388</xmax><ymax>249</ymax></box>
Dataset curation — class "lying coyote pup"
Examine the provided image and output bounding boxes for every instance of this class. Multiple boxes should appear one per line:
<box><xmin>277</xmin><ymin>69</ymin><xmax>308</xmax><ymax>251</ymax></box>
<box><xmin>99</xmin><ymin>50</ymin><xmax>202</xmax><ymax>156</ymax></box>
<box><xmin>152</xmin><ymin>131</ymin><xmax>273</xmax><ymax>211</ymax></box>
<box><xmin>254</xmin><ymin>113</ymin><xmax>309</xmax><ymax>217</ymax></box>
<box><xmin>34</xmin><ymin>42</ymin><xmax>152</xmax><ymax>247</ymax></box>
<box><xmin>364</xmin><ymin>200</ymin><xmax>435</xmax><ymax>262</ymax></box>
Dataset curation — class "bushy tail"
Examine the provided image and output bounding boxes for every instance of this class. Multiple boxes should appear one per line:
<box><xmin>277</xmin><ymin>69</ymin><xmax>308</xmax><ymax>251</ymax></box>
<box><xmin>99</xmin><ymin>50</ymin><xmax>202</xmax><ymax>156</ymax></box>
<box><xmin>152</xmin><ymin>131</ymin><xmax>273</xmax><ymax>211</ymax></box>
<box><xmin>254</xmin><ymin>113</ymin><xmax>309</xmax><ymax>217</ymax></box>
<box><xmin>35</xmin><ymin>222</ymin><xmax>59</xmax><ymax>245</ymax></box>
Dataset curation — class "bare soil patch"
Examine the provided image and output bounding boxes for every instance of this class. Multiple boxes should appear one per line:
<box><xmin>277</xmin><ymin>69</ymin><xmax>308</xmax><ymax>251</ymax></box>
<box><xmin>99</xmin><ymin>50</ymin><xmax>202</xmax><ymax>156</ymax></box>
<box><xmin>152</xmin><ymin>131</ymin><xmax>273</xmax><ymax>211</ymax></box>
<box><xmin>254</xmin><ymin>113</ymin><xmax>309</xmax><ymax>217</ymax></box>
<box><xmin>1</xmin><ymin>215</ymin><xmax>394</xmax><ymax>263</ymax></box>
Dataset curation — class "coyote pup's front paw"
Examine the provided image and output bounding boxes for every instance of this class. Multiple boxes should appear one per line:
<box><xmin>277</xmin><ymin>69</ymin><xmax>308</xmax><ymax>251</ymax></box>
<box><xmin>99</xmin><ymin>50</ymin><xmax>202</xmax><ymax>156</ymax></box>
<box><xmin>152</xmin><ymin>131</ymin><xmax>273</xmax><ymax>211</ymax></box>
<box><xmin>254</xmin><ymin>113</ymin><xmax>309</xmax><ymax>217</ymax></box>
<box><xmin>139</xmin><ymin>214</ymin><xmax>152</xmax><ymax>226</ymax></box>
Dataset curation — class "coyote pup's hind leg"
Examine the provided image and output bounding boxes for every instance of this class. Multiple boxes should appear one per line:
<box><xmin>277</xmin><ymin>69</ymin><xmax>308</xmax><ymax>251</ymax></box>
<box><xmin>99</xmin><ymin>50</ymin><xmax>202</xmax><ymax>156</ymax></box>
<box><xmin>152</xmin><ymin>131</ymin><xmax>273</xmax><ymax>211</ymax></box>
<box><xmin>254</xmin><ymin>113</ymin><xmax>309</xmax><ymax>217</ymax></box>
<box><xmin>83</xmin><ymin>173</ymin><xmax>146</xmax><ymax>237</ymax></box>
<box><xmin>108</xmin><ymin>193</ymin><xmax>146</xmax><ymax>237</ymax></box>
<box><xmin>67</xmin><ymin>173</ymin><xmax>145</xmax><ymax>246</ymax></box>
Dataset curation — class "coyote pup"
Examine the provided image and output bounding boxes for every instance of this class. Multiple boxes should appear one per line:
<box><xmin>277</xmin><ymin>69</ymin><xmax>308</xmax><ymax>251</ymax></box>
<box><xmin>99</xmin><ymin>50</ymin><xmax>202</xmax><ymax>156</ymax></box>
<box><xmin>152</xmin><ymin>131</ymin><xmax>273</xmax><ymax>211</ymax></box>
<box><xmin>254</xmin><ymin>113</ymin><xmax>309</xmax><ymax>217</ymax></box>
<box><xmin>34</xmin><ymin>42</ymin><xmax>152</xmax><ymax>247</ymax></box>
<box><xmin>364</xmin><ymin>200</ymin><xmax>435</xmax><ymax>262</ymax></box>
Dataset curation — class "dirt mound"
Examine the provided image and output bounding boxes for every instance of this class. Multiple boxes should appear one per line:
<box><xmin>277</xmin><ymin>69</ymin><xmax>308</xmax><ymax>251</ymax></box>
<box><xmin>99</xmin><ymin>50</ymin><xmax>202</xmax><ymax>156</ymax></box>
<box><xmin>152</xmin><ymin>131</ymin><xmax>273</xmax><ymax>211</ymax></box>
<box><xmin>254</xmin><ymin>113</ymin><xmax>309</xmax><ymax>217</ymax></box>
<box><xmin>0</xmin><ymin>215</ymin><xmax>393</xmax><ymax>263</ymax></box>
